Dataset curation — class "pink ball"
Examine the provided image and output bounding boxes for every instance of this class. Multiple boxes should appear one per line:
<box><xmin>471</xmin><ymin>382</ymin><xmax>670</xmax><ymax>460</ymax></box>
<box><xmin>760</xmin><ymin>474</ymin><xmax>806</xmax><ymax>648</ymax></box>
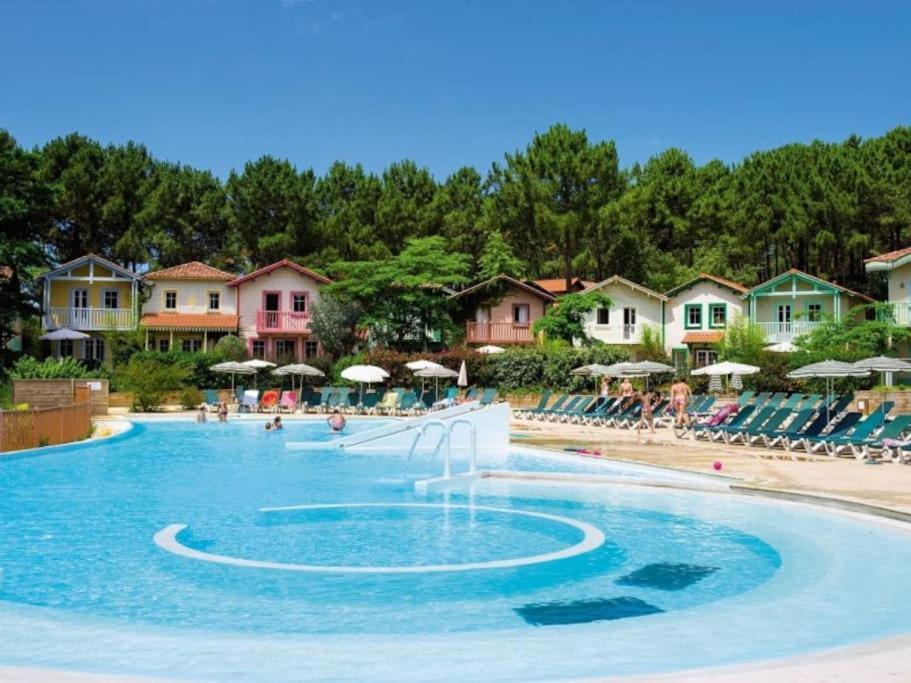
<box><xmin>713</xmin><ymin>461</ymin><xmax>723</xmax><ymax>471</ymax></box>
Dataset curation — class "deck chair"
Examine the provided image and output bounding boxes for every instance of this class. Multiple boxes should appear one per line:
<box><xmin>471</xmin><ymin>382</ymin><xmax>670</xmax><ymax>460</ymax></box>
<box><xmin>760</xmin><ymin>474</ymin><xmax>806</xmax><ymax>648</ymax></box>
<box><xmin>260</xmin><ymin>389</ymin><xmax>281</xmax><ymax>413</ymax></box>
<box><xmin>479</xmin><ymin>388</ymin><xmax>498</xmax><ymax>406</ymax></box>
<box><xmin>582</xmin><ymin>397</ymin><xmax>616</xmax><ymax>426</ymax></box>
<box><xmin>357</xmin><ymin>391</ymin><xmax>382</xmax><ymax>414</ymax></box>
<box><xmin>376</xmin><ymin>391</ymin><xmax>399</xmax><ymax>415</ymax></box>
<box><xmin>234</xmin><ymin>386</ymin><xmax>246</xmax><ymax>404</ymax></box>
<box><xmin>737</xmin><ymin>390</ymin><xmax>755</xmax><ymax>405</ymax></box>
<box><xmin>203</xmin><ymin>389</ymin><xmax>220</xmax><ymax>411</ymax></box>
<box><xmin>822</xmin><ymin>406</ymin><xmax>894</xmax><ymax>458</ymax></box>
<box><xmin>790</xmin><ymin>412</ymin><xmax>864</xmax><ymax>457</ymax></box>
<box><xmin>278</xmin><ymin>391</ymin><xmax>297</xmax><ymax>413</ymax></box>
<box><xmin>316</xmin><ymin>387</ymin><xmax>335</xmax><ymax>413</ymax></box>
<box><xmin>396</xmin><ymin>390</ymin><xmax>418</xmax><ymax>415</ymax></box>
<box><xmin>607</xmin><ymin>399</ymin><xmax>641</xmax><ymax>428</ymax></box>
<box><xmin>868</xmin><ymin>416</ymin><xmax>911</xmax><ymax>462</ymax></box>
<box><xmin>696</xmin><ymin>404</ymin><xmax>756</xmax><ymax>442</ymax></box>
<box><xmin>532</xmin><ymin>394</ymin><xmax>568</xmax><ymax>420</ymax></box>
<box><xmin>590</xmin><ymin>397</ymin><xmax>626</xmax><ymax>427</ymax></box>
<box><xmin>760</xmin><ymin>408</ymin><xmax>815</xmax><ymax>449</ymax></box>
<box><xmin>560</xmin><ymin>396</ymin><xmax>597</xmax><ymax>424</ymax></box>
<box><xmin>463</xmin><ymin>387</ymin><xmax>479</xmax><ymax>402</ymax></box>
<box><xmin>241</xmin><ymin>389</ymin><xmax>260</xmax><ymax>413</ymax></box>
<box><xmin>544</xmin><ymin>395</ymin><xmax>583</xmax><ymax>421</ymax></box>
<box><xmin>298</xmin><ymin>386</ymin><xmax>316</xmax><ymax>412</ymax></box>
<box><xmin>722</xmin><ymin>407</ymin><xmax>778</xmax><ymax>445</ymax></box>
<box><xmin>517</xmin><ymin>390</ymin><xmax>551</xmax><ymax>419</ymax></box>
<box><xmin>750</xmin><ymin>392</ymin><xmax>771</xmax><ymax>407</ymax></box>
<box><xmin>336</xmin><ymin>387</ymin><xmax>353</xmax><ymax>412</ymax></box>
<box><xmin>742</xmin><ymin>408</ymin><xmax>793</xmax><ymax>446</ymax></box>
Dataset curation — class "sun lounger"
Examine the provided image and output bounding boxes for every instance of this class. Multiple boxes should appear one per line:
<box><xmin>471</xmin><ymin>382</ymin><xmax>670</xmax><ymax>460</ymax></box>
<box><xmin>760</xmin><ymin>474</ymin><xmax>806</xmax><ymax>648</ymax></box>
<box><xmin>532</xmin><ymin>394</ymin><xmax>568</xmax><ymax>420</ymax></box>
<box><xmin>278</xmin><ymin>391</ymin><xmax>298</xmax><ymax>413</ymax></box>
<box><xmin>824</xmin><ymin>411</ymin><xmax>900</xmax><ymax>459</ymax></box>
<box><xmin>517</xmin><ymin>390</ymin><xmax>551</xmax><ymax>419</ymax></box>
<box><xmin>234</xmin><ymin>386</ymin><xmax>246</xmax><ymax>404</ymax></box>
<box><xmin>722</xmin><ymin>406</ymin><xmax>779</xmax><ymax>445</ymax></box>
<box><xmin>562</xmin><ymin>396</ymin><xmax>598</xmax><ymax>424</ymax></box>
<box><xmin>872</xmin><ymin>416</ymin><xmax>911</xmax><ymax>462</ymax></box>
<box><xmin>543</xmin><ymin>395</ymin><xmax>583</xmax><ymax>421</ymax></box>
<box><xmin>356</xmin><ymin>391</ymin><xmax>382</xmax><ymax>415</ymax></box>
<box><xmin>741</xmin><ymin>408</ymin><xmax>793</xmax><ymax>446</ymax></box>
<box><xmin>315</xmin><ymin>387</ymin><xmax>335</xmax><ymax>413</ymax></box>
<box><xmin>376</xmin><ymin>391</ymin><xmax>399</xmax><ymax>415</ymax></box>
<box><xmin>737</xmin><ymin>390</ymin><xmax>755</xmax><ymax>405</ymax></box>
<box><xmin>759</xmin><ymin>408</ymin><xmax>815</xmax><ymax>449</ymax></box>
<box><xmin>582</xmin><ymin>397</ymin><xmax>616</xmax><ymax>425</ymax></box>
<box><xmin>396</xmin><ymin>391</ymin><xmax>418</xmax><ymax>416</ymax></box>
<box><xmin>241</xmin><ymin>389</ymin><xmax>260</xmax><ymax>413</ymax></box>
<box><xmin>789</xmin><ymin>412</ymin><xmax>864</xmax><ymax>457</ymax></box>
<box><xmin>479</xmin><ymin>388</ymin><xmax>498</xmax><ymax>406</ymax></box>
<box><xmin>260</xmin><ymin>389</ymin><xmax>281</xmax><ymax>413</ymax></box>
<box><xmin>607</xmin><ymin>399</ymin><xmax>641</xmax><ymax>428</ymax></box>
<box><xmin>463</xmin><ymin>387</ymin><xmax>479</xmax><ymax>402</ymax></box>
<box><xmin>203</xmin><ymin>389</ymin><xmax>220</xmax><ymax>411</ymax></box>
<box><xmin>590</xmin><ymin>397</ymin><xmax>624</xmax><ymax>427</ymax></box>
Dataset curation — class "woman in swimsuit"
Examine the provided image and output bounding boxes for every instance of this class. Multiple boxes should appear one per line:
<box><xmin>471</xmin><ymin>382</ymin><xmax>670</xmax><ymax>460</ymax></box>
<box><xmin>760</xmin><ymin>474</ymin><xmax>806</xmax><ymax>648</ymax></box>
<box><xmin>637</xmin><ymin>391</ymin><xmax>660</xmax><ymax>441</ymax></box>
<box><xmin>670</xmin><ymin>377</ymin><xmax>692</xmax><ymax>428</ymax></box>
<box><xmin>619</xmin><ymin>378</ymin><xmax>634</xmax><ymax>399</ymax></box>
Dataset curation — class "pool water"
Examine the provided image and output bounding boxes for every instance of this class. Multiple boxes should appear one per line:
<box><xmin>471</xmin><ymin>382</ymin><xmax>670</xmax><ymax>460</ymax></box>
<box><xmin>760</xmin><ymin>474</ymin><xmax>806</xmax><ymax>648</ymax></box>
<box><xmin>1</xmin><ymin>419</ymin><xmax>911</xmax><ymax>681</ymax></box>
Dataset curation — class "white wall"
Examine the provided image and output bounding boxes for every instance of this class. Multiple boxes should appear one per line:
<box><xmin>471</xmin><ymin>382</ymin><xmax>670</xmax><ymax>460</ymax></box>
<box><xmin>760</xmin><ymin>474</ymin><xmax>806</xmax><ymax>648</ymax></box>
<box><xmin>582</xmin><ymin>282</ymin><xmax>664</xmax><ymax>345</ymax></box>
<box><xmin>887</xmin><ymin>263</ymin><xmax>911</xmax><ymax>305</ymax></box>
<box><xmin>143</xmin><ymin>280</ymin><xmax>236</xmax><ymax>315</ymax></box>
<box><xmin>665</xmin><ymin>282</ymin><xmax>746</xmax><ymax>350</ymax></box>
<box><xmin>235</xmin><ymin>266</ymin><xmax>325</xmax><ymax>338</ymax></box>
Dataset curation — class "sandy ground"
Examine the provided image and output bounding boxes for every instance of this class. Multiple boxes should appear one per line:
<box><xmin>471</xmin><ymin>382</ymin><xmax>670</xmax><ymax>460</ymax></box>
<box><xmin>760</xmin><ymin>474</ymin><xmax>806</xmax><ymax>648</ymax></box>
<box><xmin>511</xmin><ymin>416</ymin><xmax>911</xmax><ymax>515</ymax></box>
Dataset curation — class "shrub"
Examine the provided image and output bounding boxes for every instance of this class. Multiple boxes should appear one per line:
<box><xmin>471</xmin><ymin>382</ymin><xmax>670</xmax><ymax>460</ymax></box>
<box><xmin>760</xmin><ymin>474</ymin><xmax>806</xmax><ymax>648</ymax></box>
<box><xmin>179</xmin><ymin>387</ymin><xmax>204</xmax><ymax>410</ymax></box>
<box><xmin>212</xmin><ymin>334</ymin><xmax>248</xmax><ymax>362</ymax></box>
<box><xmin>117</xmin><ymin>358</ymin><xmax>189</xmax><ymax>411</ymax></box>
<box><xmin>11</xmin><ymin>355</ymin><xmax>93</xmax><ymax>379</ymax></box>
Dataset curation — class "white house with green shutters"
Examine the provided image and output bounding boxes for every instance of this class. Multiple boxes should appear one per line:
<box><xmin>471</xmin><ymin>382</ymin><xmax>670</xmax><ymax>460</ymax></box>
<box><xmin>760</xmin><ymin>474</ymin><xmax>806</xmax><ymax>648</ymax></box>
<box><xmin>864</xmin><ymin>246</ymin><xmax>911</xmax><ymax>325</ymax></box>
<box><xmin>664</xmin><ymin>273</ymin><xmax>749</xmax><ymax>370</ymax></box>
<box><xmin>741</xmin><ymin>269</ymin><xmax>874</xmax><ymax>344</ymax></box>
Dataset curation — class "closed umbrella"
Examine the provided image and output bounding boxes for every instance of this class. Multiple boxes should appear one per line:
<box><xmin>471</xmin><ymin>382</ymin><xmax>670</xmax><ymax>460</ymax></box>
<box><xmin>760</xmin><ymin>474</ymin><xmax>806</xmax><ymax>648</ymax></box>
<box><xmin>457</xmin><ymin>360</ymin><xmax>468</xmax><ymax>388</ymax></box>
<box><xmin>210</xmin><ymin>361</ymin><xmax>256</xmax><ymax>393</ymax></box>
<box><xmin>708</xmin><ymin>374</ymin><xmax>723</xmax><ymax>393</ymax></box>
<box><xmin>341</xmin><ymin>364</ymin><xmax>390</xmax><ymax>403</ymax></box>
<box><xmin>788</xmin><ymin>360</ymin><xmax>870</xmax><ymax>423</ymax></box>
<box><xmin>731</xmin><ymin>373</ymin><xmax>744</xmax><ymax>391</ymax></box>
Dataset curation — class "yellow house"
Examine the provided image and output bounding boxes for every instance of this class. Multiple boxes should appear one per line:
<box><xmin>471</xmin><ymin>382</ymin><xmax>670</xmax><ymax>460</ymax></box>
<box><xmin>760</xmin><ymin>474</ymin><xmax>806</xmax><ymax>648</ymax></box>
<box><xmin>37</xmin><ymin>254</ymin><xmax>142</xmax><ymax>366</ymax></box>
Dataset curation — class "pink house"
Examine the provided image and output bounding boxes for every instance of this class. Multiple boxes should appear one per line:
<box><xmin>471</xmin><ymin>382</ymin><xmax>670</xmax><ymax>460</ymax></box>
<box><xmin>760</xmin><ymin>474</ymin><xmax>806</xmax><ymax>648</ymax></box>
<box><xmin>227</xmin><ymin>259</ymin><xmax>332</xmax><ymax>362</ymax></box>
<box><xmin>450</xmin><ymin>274</ymin><xmax>555</xmax><ymax>345</ymax></box>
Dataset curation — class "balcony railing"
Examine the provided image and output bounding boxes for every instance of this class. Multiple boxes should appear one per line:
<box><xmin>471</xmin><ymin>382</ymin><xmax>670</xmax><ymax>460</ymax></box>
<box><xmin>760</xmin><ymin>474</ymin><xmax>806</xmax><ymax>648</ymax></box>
<box><xmin>884</xmin><ymin>302</ymin><xmax>911</xmax><ymax>326</ymax></box>
<box><xmin>465</xmin><ymin>321</ymin><xmax>534</xmax><ymax>344</ymax></box>
<box><xmin>757</xmin><ymin>320</ymin><xmax>823</xmax><ymax>343</ymax></box>
<box><xmin>46</xmin><ymin>307</ymin><xmax>134</xmax><ymax>331</ymax></box>
<box><xmin>256</xmin><ymin>310</ymin><xmax>312</xmax><ymax>333</ymax></box>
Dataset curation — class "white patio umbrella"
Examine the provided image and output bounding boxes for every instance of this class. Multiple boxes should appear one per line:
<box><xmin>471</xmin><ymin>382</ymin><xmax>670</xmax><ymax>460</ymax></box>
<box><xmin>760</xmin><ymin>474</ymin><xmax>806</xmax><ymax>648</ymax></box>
<box><xmin>788</xmin><ymin>360</ymin><xmax>871</xmax><ymax>423</ymax></box>
<box><xmin>272</xmin><ymin>363</ymin><xmax>325</xmax><ymax>407</ymax></box>
<box><xmin>406</xmin><ymin>359</ymin><xmax>445</xmax><ymax>395</ymax></box>
<box><xmin>210</xmin><ymin>361</ymin><xmax>256</xmax><ymax>393</ymax></box>
<box><xmin>477</xmin><ymin>345</ymin><xmax>505</xmax><ymax>354</ymax></box>
<box><xmin>242</xmin><ymin>358</ymin><xmax>276</xmax><ymax>388</ymax></box>
<box><xmin>341</xmin><ymin>364</ymin><xmax>390</xmax><ymax>403</ymax></box>
<box><xmin>40</xmin><ymin>328</ymin><xmax>90</xmax><ymax>361</ymax></box>
<box><xmin>626</xmin><ymin>360</ymin><xmax>676</xmax><ymax>391</ymax></box>
<box><xmin>571</xmin><ymin>363</ymin><xmax>615</xmax><ymax>391</ymax></box>
<box><xmin>765</xmin><ymin>341</ymin><xmax>800</xmax><ymax>353</ymax></box>
<box><xmin>692</xmin><ymin>361</ymin><xmax>760</xmax><ymax>395</ymax></box>
<box><xmin>853</xmin><ymin>356</ymin><xmax>911</xmax><ymax>414</ymax></box>
<box><xmin>414</xmin><ymin>366</ymin><xmax>459</xmax><ymax>399</ymax></box>
<box><xmin>457</xmin><ymin>360</ymin><xmax>468</xmax><ymax>388</ymax></box>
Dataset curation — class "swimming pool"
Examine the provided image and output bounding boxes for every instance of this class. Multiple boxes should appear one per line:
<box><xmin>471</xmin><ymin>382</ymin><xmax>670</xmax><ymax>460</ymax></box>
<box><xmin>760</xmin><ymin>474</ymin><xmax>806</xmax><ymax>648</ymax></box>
<box><xmin>1</xmin><ymin>419</ymin><xmax>910</xmax><ymax>681</ymax></box>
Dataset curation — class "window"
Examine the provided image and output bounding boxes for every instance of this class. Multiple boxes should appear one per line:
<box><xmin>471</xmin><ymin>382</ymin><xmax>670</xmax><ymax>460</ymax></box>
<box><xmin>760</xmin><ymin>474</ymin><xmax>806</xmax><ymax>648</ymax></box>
<box><xmin>72</xmin><ymin>289</ymin><xmax>88</xmax><ymax>308</ymax></box>
<box><xmin>623</xmin><ymin>307</ymin><xmax>637</xmax><ymax>340</ymax></box>
<box><xmin>275</xmin><ymin>339</ymin><xmax>295</xmax><ymax>360</ymax></box>
<box><xmin>102</xmin><ymin>290</ymin><xmax>119</xmax><ymax>309</ymax></box>
<box><xmin>709</xmin><ymin>303</ymin><xmax>727</xmax><ymax>328</ymax></box>
<box><xmin>291</xmin><ymin>293</ymin><xmax>307</xmax><ymax>313</ymax></box>
<box><xmin>182</xmin><ymin>339</ymin><xmax>202</xmax><ymax>353</ymax></box>
<box><xmin>208</xmin><ymin>291</ymin><xmax>220</xmax><ymax>311</ymax></box>
<box><xmin>86</xmin><ymin>338</ymin><xmax>105</xmax><ymax>361</ymax></box>
<box><xmin>59</xmin><ymin>339</ymin><xmax>74</xmax><ymax>357</ymax></box>
<box><xmin>694</xmin><ymin>349</ymin><xmax>718</xmax><ymax>368</ymax></box>
<box><xmin>158</xmin><ymin>338</ymin><xmax>169</xmax><ymax>352</ymax></box>
<box><xmin>596</xmin><ymin>307</ymin><xmax>610</xmax><ymax>325</ymax></box>
<box><xmin>304</xmin><ymin>341</ymin><xmax>319</xmax><ymax>358</ymax></box>
<box><xmin>252</xmin><ymin>340</ymin><xmax>266</xmax><ymax>359</ymax></box>
<box><xmin>164</xmin><ymin>291</ymin><xmax>177</xmax><ymax>310</ymax></box>
<box><xmin>685</xmin><ymin>304</ymin><xmax>703</xmax><ymax>329</ymax></box>
<box><xmin>513</xmin><ymin>304</ymin><xmax>530</xmax><ymax>325</ymax></box>
<box><xmin>777</xmin><ymin>304</ymin><xmax>792</xmax><ymax>325</ymax></box>
<box><xmin>807</xmin><ymin>303</ymin><xmax>822</xmax><ymax>322</ymax></box>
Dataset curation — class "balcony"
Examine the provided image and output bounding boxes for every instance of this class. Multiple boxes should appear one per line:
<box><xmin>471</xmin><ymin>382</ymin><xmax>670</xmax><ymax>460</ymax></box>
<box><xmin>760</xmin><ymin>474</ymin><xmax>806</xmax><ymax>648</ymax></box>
<box><xmin>884</xmin><ymin>302</ymin><xmax>911</xmax><ymax>326</ymax></box>
<box><xmin>46</xmin><ymin>307</ymin><xmax>134</xmax><ymax>331</ymax></box>
<box><xmin>256</xmin><ymin>310</ymin><xmax>312</xmax><ymax>333</ymax></box>
<box><xmin>757</xmin><ymin>320</ymin><xmax>823</xmax><ymax>343</ymax></box>
<box><xmin>465</xmin><ymin>321</ymin><xmax>535</xmax><ymax>344</ymax></box>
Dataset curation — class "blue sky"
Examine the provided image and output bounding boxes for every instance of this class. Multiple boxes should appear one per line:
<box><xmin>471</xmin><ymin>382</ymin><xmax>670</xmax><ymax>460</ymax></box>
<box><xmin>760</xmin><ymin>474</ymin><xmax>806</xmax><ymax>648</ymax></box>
<box><xmin>1</xmin><ymin>0</ymin><xmax>908</xmax><ymax>179</ymax></box>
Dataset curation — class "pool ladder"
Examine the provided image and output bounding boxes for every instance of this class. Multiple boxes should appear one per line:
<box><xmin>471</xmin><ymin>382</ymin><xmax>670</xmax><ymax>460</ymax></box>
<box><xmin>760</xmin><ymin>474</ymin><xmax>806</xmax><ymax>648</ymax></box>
<box><xmin>407</xmin><ymin>418</ymin><xmax>478</xmax><ymax>479</ymax></box>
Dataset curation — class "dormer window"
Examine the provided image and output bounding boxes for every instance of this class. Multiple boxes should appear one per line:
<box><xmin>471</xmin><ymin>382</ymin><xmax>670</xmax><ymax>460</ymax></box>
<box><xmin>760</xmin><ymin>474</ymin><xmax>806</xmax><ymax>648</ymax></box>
<box><xmin>164</xmin><ymin>291</ymin><xmax>177</xmax><ymax>310</ymax></box>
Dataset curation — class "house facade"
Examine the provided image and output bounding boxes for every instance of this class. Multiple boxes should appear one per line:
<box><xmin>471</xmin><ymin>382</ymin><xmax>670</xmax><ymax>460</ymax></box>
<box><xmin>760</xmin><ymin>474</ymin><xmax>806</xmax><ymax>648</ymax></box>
<box><xmin>580</xmin><ymin>275</ymin><xmax>666</xmax><ymax>349</ymax></box>
<box><xmin>664</xmin><ymin>274</ymin><xmax>748</xmax><ymax>369</ymax></box>
<box><xmin>742</xmin><ymin>269</ymin><xmax>873</xmax><ymax>344</ymax></box>
<box><xmin>865</xmin><ymin>246</ymin><xmax>911</xmax><ymax>325</ymax></box>
<box><xmin>450</xmin><ymin>275</ymin><xmax>555</xmax><ymax>345</ymax></box>
<box><xmin>228</xmin><ymin>259</ymin><xmax>331</xmax><ymax>362</ymax></box>
<box><xmin>140</xmin><ymin>262</ymin><xmax>239</xmax><ymax>352</ymax></box>
<box><xmin>37</xmin><ymin>254</ymin><xmax>142</xmax><ymax>366</ymax></box>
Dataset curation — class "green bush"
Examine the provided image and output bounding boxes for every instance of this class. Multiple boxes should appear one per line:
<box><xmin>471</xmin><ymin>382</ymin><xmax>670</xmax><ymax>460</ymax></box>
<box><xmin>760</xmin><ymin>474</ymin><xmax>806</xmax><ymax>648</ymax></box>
<box><xmin>179</xmin><ymin>387</ymin><xmax>204</xmax><ymax>409</ymax></box>
<box><xmin>117</xmin><ymin>358</ymin><xmax>189</xmax><ymax>411</ymax></box>
<box><xmin>212</xmin><ymin>334</ymin><xmax>248</xmax><ymax>362</ymax></box>
<box><xmin>11</xmin><ymin>355</ymin><xmax>94</xmax><ymax>379</ymax></box>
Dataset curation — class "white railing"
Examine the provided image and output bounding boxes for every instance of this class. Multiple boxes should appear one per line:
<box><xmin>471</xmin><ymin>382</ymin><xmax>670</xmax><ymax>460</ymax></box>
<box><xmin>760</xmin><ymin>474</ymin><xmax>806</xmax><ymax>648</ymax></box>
<box><xmin>757</xmin><ymin>320</ymin><xmax>823</xmax><ymax>342</ymax></box>
<box><xmin>46</xmin><ymin>307</ymin><xmax>134</xmax><ymax>331</ymax></box>
<box><xmin>884</xmin><ymin>303</ymin><xmax>911</xmax><ymax>326</ymax></box>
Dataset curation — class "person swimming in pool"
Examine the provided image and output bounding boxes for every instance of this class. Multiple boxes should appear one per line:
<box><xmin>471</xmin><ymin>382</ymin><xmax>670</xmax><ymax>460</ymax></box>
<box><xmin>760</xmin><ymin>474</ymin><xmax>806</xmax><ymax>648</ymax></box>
<box><xmin>264</xmin><ymin>416</ymin><xmax>282</xmax><ymax>431</ymax></box>
<box><xmin>327</xmin><ymin>408</ymin><xmax>346</xmax><ymax>432</ymax></box>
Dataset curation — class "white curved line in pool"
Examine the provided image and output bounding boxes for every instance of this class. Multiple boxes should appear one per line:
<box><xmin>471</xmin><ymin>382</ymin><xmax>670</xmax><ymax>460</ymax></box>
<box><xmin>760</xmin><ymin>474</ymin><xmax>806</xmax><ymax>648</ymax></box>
<box><xmin>153</xmin><ymin>502</ymin><xmax>606</xmax><ymax>573</ymax></box>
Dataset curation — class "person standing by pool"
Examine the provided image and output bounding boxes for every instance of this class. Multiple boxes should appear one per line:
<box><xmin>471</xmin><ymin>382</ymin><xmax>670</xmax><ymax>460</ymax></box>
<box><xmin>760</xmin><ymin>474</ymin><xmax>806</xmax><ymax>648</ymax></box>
<box><xmin>670</xmin><ymin>377</ymin><xmax>692</xmax><ymax>429</ymax></box>
<box><xmin>600</xmin><ymin>376</ymin><xmax>611</xmax><ymax>397</ymax></box>
<box><xmin>637</xmin><ymin>390</ymin><xmax>660</xmax><ymax>442</ymax></box>
<box><xmin>196</xmin><ymin>405</ymin><xmax>207</xmax><ymax>424</ymax></box>
<box><xmin>619</xmin><ymin>377</ymin><xmax>634</xmax><ymax>400</ymax></box>
<box><xmin>217</xmin><ymin>402</ymin><xmax>228</xmax><ymax>423</ymax></box>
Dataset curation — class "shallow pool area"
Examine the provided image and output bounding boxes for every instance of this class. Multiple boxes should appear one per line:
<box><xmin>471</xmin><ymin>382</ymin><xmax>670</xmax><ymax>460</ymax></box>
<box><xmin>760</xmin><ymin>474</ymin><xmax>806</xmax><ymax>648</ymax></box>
<box><xmin>2</xmin><ymin>419</ymin><xmax>911</xmax><ymax>681</ymax></box>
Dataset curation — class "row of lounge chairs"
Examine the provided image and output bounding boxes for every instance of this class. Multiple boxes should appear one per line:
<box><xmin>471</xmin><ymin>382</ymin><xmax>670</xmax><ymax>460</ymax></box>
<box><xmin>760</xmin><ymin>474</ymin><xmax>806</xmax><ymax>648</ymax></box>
<box><xmin>205</xmin><ymin>386</ymin><xmax>499</xmax><ymax>416</ymax></box>
<box><xmin>682</xmin><ymin>391</ymin><xmax>911</xmax><ymax>462</ymax></box>
<box><xmin>515</xmin><ymin>391</ymin><xmax>716</xmax><ymax>428</ymax></box>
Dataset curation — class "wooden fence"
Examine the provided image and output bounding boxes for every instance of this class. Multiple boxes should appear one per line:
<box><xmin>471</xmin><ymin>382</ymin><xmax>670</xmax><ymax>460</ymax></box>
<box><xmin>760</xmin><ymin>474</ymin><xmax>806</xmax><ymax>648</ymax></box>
<box><xmin>0</xmin><ymin>387</ymin><xmax>93</xmax><ymax>452</ymax></box>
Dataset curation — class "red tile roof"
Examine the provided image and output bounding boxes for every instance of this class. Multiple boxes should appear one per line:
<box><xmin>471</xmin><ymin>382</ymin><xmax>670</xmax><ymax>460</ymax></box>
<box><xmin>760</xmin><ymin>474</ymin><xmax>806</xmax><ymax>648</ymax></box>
<box><xmin>140</xmin><ymin>313</ymin><xmax>239</xmax><ymax>330</ymax></box>
<box><xmin>665</xmin><ymin>273</ymin><xmax>748</xmax><ymax>297</ymax></box>
<box><xmin>144</xmin><ymin>262</ymin><xmax>236</xmax><ymax>281</ymax></box>
<box><xmin>228</xmin><ymin>259</ymin><xmax>332</xmax><ymax>287</ymax></box>
<box><xmin>865</xmin><ymin>246</ymin><xmax>911</xmax><ymax>263</ymax></box>
<box><xmin>533</xmin><ymin>277</ymin><xmax>591</xmax><ymax>295</ymax></box>
<box><xmin>681</xmin><ymin>331</ymin><xmax>725</xmax><ymax>344</ymax></box>
<box><xmin>450</xmin><ymin>274</ymin><xmax>557</xmax><ymax>302</ymax></box>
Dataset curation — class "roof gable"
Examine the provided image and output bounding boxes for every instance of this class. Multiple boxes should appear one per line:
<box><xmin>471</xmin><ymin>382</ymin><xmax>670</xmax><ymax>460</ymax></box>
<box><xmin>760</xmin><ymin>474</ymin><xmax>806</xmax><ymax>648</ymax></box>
<box><xmin>38</xmin><ymin>253</ymin><xmax>142</xmax><ymax>281</ymax></box>
<box><xmin>449</xmin><ymin>274</ymin><xmax>557</xmax><ymax>302</ymax></box>
<box><xmin>865</xmin><ymin>246</ymin><xmax>911</xmax><ymax>271</ymax></box>
<box><xmin>742</xmin><ymin>269</ymin><xmax>875</xmax><ymax>303</ymax></box>
<box><xmin>581</xmin><ymin>275</ymin><xmax>668</xmax><ymax>301</ymax></box>
<box><xmin>144</xmin><ymin>261</ymin><xmax>236</xmax><ymax>282</ymax></box>
<box><xmin>228</xmin><ymin>259</ymin><xmax>332</xmax><ymax>287</ymax></box>
<box><xmin>665</xmin><ymin>273</ymin><xmax>748</xmax><ymax>297</ymax></box>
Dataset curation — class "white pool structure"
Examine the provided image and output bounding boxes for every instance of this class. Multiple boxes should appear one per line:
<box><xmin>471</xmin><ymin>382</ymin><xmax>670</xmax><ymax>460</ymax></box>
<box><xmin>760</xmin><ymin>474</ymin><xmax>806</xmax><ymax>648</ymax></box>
<box><xmin>2</xmin><ymin>404</ymin><xmax>911</xmax><ymax>682</ymax></box>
